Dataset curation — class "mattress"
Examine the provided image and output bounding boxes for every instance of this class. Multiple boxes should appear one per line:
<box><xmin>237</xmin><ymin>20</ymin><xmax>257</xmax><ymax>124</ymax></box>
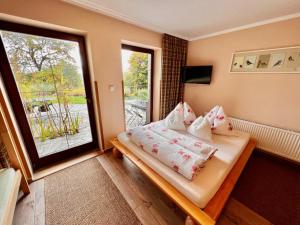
<box><xmin>117</xmin><ymin>129</ymin><xmax>250</xmax><ymax>208</ymax></box>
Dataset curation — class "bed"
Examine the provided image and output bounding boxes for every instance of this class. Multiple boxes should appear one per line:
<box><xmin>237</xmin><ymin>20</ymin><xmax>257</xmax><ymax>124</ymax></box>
<box><xmin>111</xmin><ymin>127</ymin><xmax>256</xmax><ymax>225</ymax></box>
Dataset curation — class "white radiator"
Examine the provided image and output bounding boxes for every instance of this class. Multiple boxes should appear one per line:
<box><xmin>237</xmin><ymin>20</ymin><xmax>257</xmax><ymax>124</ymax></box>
<box><xmin>228</xmin><ymin>117</ymin><xmax>300</xmax><ymax>163</ymax></box>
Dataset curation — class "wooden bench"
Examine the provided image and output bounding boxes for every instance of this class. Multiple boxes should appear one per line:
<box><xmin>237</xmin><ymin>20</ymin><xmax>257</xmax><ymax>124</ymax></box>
<box><xmin>0</xmin><ymin>168</ymin><xmax>21</xmax><ymax>225</ymax></box>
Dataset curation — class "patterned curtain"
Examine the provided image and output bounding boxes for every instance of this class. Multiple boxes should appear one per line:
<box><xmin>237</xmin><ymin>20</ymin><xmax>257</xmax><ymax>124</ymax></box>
<box><xmin>159</xmin><ymin>34</ymin><xmax>188</xmax><ymax>119</ymax></box>
<box><xmin>0</xmin><ymin>137</ymin><xmax>10</xmax><ymax>169</ymax></box>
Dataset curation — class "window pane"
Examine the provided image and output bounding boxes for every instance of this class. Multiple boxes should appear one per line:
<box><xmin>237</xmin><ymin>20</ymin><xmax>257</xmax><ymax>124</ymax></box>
<box><xmin>121</xmin><ymin>48</ymin><xmax>152</xmax><ymax>130</ymax></box>
<box><xmin>0</xmin><ymin>30</ymin><xmax>93</xmax><ymax>157</ymax></box>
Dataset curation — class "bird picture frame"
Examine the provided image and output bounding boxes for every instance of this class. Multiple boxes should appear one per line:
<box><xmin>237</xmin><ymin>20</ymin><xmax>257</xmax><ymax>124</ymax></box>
<box><xmin>230</xmin><ymin>45</ymin><xmax>300</xmax><ymax>73</ymax></box>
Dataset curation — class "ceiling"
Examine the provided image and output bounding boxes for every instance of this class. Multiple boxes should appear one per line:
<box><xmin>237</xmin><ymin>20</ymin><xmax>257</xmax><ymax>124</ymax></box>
<box><xmin>64</xmin><ymin>0</ymin><xmax>300</xmax><ymax>40</ymax></box>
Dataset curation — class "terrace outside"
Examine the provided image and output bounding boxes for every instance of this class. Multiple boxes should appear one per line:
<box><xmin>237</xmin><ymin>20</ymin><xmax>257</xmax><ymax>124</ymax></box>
<box><xmin>122</xmin><ymin>48</ymin><xmax>152</xmax><ymax>130</ymax></box>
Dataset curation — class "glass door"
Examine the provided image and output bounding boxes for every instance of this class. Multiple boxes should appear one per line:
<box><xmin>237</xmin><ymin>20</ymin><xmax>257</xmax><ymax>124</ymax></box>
<box><xmin>0</xmin><ymin>21</ymin><xmax>98</xmax><ymax>169</ymax></box>
<box><xmin>121</xmin><ymin>44</ymin><xmax>154</xmax><ymax>130</ymax></box>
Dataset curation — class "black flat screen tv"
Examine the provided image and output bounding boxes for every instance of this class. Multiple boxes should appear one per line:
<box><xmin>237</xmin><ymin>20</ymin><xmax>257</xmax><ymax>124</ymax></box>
<box><xmin>182</xmin><ymin>65</ymin><xmax>213</xmax><ymax>84</ymax></box>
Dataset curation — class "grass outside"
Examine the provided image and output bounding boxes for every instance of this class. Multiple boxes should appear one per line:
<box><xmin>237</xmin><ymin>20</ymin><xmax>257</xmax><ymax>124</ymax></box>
<box><xmin>124</xmin><ymin>88</ymin><xmax>149</xmax><ymax>101</ymax></box>
<box><xmin>61</xmin><ymin>96</ymin><xmax>86</xmax><ymax>104</ymax></box>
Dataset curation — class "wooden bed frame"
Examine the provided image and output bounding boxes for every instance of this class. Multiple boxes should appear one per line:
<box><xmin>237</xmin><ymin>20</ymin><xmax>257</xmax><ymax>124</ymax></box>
<box><xmin>111</xmin><ymin>138</ymin><xmax>256</xmax><ymax>225</ymax></box>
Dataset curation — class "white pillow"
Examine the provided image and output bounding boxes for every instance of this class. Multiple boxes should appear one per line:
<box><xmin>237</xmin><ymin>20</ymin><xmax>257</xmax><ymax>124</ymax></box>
<box><xmin>211</xmin><ymin>106</ymin><xmax>235</xmax><ymax>136</ymax></box>
<box><xmin>183</xmin><ymin>102</ymin><xmax>196</xmax><ymax>125</ymax></box>
<box><xmin>187</xmin><ymin>116</ymin><xmax>212</xmax><ymax>142</ymax></box>
<box><xmin>204</xmin><ymin>105</ymin><xmax>220</xmax><ymax>125</ymax></box>
<box><xmin>164</xmin><ymin>103</ymin><xmax>186</xmax><ymax>130</ymax></box>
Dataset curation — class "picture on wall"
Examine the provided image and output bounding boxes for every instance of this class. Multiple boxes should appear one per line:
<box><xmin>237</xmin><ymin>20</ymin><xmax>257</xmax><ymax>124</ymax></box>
<box><xmin>285</xmin><ymin>52</ymin><xmax>300</xmax><ymax>68</ymax></box>
<box><xmin>244</xmin><ymin>55</ymin><xmax>257</xmax><ymax>69</ymax></box>
<box><xmin>230</xmin><ymin>46</ymin><xmax>300</xmax><ymax>73</ymax></box>
<box><xmin>232</xmin><ymin>56</ymin><xmax>244</xmax><ymax>69</ymax></box>
<box><xmin>257</xmin><ymin>54</ymin><xmax>270</xmax><ymax>69</ymax></box>
<box><xmin>270</xmin><ymin>53</ymin><xmax>285</xmax><ymax>68</ymax></box>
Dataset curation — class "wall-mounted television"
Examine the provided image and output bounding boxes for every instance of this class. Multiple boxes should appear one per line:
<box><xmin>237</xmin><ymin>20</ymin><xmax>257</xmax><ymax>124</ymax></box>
<box><xmin>182</xmin><ymin>65</ymin><xmax>213</xmax><ymax>84</ymax></box>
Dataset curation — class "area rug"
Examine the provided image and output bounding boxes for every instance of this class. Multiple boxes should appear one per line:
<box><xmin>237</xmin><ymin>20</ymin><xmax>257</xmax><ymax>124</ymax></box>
<box><xmin>45</xmin><ymin>158</ymin><xmax>141</xmax><ymax>225</ymax></box>
<box><xmin>232</xmin><ymin>151</ymin><xmax>300</xmax><ymax>225</ymax></box>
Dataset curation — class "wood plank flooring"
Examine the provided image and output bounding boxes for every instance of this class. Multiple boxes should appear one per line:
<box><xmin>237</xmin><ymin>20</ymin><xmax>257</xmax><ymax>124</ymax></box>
<box><xmin>13</xmin><ymin>152</ymin><xmax>273</xmax><ymax>225</ymax></box>
<box><xmin>13</xmin><ymin>179</ymin><xmax>45</xmax><ymax>225</ymax></box>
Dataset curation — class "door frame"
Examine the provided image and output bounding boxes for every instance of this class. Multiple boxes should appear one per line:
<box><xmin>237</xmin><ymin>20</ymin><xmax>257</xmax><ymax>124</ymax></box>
<box><xmin>0</xmin><ymin>20</ymin><xmax>98</xmax><ymax>170</ymax></box>
<box><xmin>121</xmin><ymin>44</ymin><xmax>154</xmax><ymax>128</ymax></box>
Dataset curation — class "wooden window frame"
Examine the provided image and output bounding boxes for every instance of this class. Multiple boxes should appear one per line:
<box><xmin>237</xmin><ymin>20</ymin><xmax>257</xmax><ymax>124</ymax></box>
<box><xmin>121</xmin><ymin>44</ymin><xmax>154</xmax><ymax>126</ymax></box>
<box><xmin>0</xmin><ymin>20</ymin><xmax>98</xmax><ymax>170</ymax></box>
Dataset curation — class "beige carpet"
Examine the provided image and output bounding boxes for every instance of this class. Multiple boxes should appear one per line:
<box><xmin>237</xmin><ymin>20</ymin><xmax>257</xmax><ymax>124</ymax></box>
<box><xmin>45</xmin><ymin>158</ymin><xmax>141</xmax><ymax>225</ymax></box>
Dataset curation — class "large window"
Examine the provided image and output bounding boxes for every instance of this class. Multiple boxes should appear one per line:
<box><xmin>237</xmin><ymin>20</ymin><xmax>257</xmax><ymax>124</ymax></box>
<box><xmin>0</xmin><ymin>21</ymin><xmax>98</xmax><ymax>169</ymax></box>
<box><xmin>121</xmin><ymin>44</ymin><xmax>154</xmax><ymax>130</ymax></box>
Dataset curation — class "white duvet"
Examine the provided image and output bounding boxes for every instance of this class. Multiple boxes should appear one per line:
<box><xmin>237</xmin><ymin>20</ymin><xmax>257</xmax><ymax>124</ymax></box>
<box><xmin>127</xmin><ymin>122</ymin><xmax>217</xmax><ymax>180</ymax></box>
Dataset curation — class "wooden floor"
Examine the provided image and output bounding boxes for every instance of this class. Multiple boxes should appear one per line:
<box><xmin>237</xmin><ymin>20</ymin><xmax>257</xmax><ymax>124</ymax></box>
<box><xmin>13</xmin><ymin>152</ymin><xmax>273</xmax><ymax>225</ymax></box>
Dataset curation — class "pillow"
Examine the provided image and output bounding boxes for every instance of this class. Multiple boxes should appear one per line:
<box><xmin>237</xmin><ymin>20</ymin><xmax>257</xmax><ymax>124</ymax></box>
<box><xmin>164</xmin><ymin>103</ymin><xmax>186</xmax><ymax>130</ymax></box>
<box><xmin>183</xmin><ymin>102</ymin><xmax>196</xmax><ymax>125</ymax></box>
<box><xmin>211</xmin><ymin>106</ymin><xmax>234</xmax><ymax>136</ymax></box>
<box><xmin>204</xmin><ymin>105</ymin><xmax>220</xmax><ymax>125</ymax></box>
<box><xmin>187</xmin><ymin>116</ymin><xmax>212</xmax><ymax>142</ymax></box>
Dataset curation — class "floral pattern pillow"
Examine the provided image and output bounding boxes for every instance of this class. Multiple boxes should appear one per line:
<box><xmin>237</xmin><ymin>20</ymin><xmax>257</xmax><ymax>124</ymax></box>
<box><xmin>204</xmin><ymin>105</ymin><xmax>220</xmax><ymax>125</ymax></box>
<box><xmin>183</xmin><ymin>102</ymin><xmax>197</xmax><ymax>125</ymax></box>
<box><xmin>211</xmin><ymin>106</ymin><xmax>234</xmax><ymax>135</ymax></box>
<box><xmin>164</xmin><ymin>103</ymin><xmax>186</xmax><ymax>130</ymax></box>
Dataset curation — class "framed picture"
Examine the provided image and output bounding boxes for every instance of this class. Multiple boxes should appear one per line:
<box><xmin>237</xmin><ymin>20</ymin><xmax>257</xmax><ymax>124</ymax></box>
<box><xmin>270</xmin><ymin>53</ymin><xmax>285</xmax><ymax>68</ymax></box>
<box><xmin>230</xmin><ymin>46</ymin><xmax>300</xmax><ymax>73</ymax></box>
<box><xmin>244</xmin><ymin>55</ymin><xmax>257</xmax><ymax>69</ymax></box>
<box><xmin>232</xmin><ymin>56</ymin><xmax>244</xmax><ymax>69</ymax></box>
<box><xmin>285</xmin><ymin>52</ymin><xmax>300</xmax><ymax>68</ymax></box>
<box><xmin>257</xmin><ymin>54</ymin><xmax>270</xmax><ymax>69</ymax></box>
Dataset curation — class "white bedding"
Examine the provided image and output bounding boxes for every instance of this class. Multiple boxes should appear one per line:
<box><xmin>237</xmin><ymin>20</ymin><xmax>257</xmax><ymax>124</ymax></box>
<box><xmin>117</xmin><ymin>129</ymin><xmax>250</xmax><ymax>208</ymax></box>
<box><xmin>127</xmin><ymin>123</ymin><xmax>217</xmax><ymax>180</ymax></box>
